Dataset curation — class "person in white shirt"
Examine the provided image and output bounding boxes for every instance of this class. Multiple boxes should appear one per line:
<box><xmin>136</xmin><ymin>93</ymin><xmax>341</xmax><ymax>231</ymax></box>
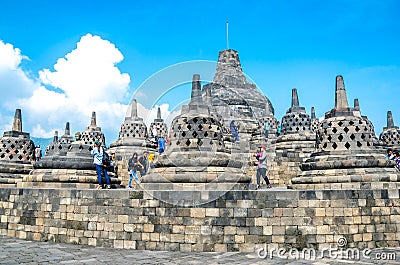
<box><xmin>91</xmin><ymin>140</ymin><xmax>111</xmax><ymax>189</ymax></box>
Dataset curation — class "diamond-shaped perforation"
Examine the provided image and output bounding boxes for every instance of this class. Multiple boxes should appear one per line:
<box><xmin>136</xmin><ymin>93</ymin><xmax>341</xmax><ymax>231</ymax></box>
<box><xmin>345</xmin><ymin>142</ymin><xmax>351</xmax><ymax>149</ymax></box>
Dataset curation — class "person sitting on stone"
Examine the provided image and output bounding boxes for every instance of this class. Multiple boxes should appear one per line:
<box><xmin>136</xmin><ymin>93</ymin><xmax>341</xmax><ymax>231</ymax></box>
<box><xmin>255</xmin><ymin>145</ymin><xmax>271</xmax><ymax>189</ymax></box>
<box><xmin>91</xmin><ymin>140</ymin><xmax>111</xmax><ymax>189</ymax></box>
<box><xmin>127</xmin><ymin>152</ymin><xmax>143</xmax><ymax>189</ymax></box>
<box><xmin>386</xmin><ymin>148</ymin><xmax>395</xmax><ymax>160</ymax></box>
<box><xmin>230</xmin><ymin>120</ymin><xmax>239</xmax><ymax>143</ymax></box>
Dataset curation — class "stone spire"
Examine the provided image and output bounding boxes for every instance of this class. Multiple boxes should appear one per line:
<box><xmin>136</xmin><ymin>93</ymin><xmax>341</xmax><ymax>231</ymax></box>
<box><xmin>90</xmin><ymin>112</ymin><xmax>96</xmax><ymax>127</ymax></box>
<box><xmin>190</xmin><ymin>74</ymin><xmax>202</xmax><ymax>104</ymax></box>
<box><xmin>65</xmin><ymin>122</ymin><xmax>70</xmax><ymax>135</ymax></box>
<box><xmin>334</xmin><ymin>75</ymin><xmax>349</xmax><ymax>110</ymax></box>
<box><xmin>131</xmin><ymin>99</ymin><xmax>138</xmax><ymax>118</ymax></box>
<box><xmin>387</xmin><ymin>111</ymin><xmax>395</xmax><ymax>128</ymax></box>
<box><xmin>354</xmin><ymin>98</ymin><xmax>360</xmax><ymax>111</ymax></box>
<box><xmin>60</xmin><ymin>122</ymin><xmax>73</xmax><ymax>143</ymax></box>
<box><xmin>12</xmin><ymin>109</ymin><xmax>22</xmax><ymax>132</ymax></box>
<box><xmin>311</xmin><ymin>107</ymin><xmax>316</xmax><ymax>119</ymax></box>
<box><xmin>53</xmin><ymin>131</ymin><xmax>59</xmax><ymax>143</ymax></box>
<box><xmin>213</xmin><ymin>49</ymin><xmax>246</xmax><ymax>86</ymax></box>
<box><xmin>292</xmin><ymin>88</ymin><xmax>300</xmax><ymax>108</ymax></box>
<box><xmin>157</xmin><ymin>107</ymin><xmax>161</xmax><ymax>120</ymax></box>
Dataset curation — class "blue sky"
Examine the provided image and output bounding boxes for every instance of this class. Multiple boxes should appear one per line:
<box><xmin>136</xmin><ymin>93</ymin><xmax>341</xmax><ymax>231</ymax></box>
<box><xmin>0</xmin><ymin>0</ymin><xmax>399</xmax><ymax>144</ymax></box>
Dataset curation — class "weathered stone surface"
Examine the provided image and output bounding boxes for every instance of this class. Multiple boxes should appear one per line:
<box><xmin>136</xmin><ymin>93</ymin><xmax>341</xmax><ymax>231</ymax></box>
<box><xmin>292</xmin><ymin>75</ymin><xmax>400</xmax><ymax>189</ymax></box>
<box><xmin>0</xmin><ymin>109</ymin><xmax>34</xmax><ymax>186</ymax></box>
<box><xmin>379</xmin><ymin>111</ymin><xmax>400</xmax><ymax>149</ymax></box>
<box><xmin>142</xmin><ymin>74</ymin><xmax>250</xmax><ymax>193</ymax></box>
<box><xmin>80</xmin><ymin>112</ymin><xmax>106</xmax><ymax>145</ymax></box>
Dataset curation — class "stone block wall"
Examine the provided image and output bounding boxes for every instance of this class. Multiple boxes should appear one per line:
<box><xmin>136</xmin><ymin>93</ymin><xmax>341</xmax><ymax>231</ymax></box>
<box><xmin>0</xmin><ymin>188</ymin><xmax>399</xmax><ymax>252</ymax></box>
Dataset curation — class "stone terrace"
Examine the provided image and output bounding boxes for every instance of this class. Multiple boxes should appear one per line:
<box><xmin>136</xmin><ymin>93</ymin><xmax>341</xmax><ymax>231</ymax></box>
<box><xmin>1</xmin><ymin>187</ymin><xmax>399</xmax><ymax>252</ymax></box>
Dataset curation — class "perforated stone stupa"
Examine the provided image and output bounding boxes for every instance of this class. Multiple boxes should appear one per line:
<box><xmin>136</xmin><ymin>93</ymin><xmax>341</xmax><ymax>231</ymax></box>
<box><xmin>80</xmin><ymin>112</ymin><xmax>106</xmax><ymax>145</ymax></box>
<box><xmin>142</xmin><ymin>74</ymin><xmax>251</xmax><ymax>191</ymax></box>
<box><xmin>292</xmin><ymin>75</ymin><xmax>400</xmax><ymax>190</ymax></box>
<box><xmin>109</xmin><ymin>99</ymin><xmax>150</xmax><ymax>186</ymax></box>
<box><xmin>20</xmin><ymin>121</ymin><xmax>120</xmax><ymax>189</ymax></box>
<box><xmin>379</xmin><ymin>111</ymin><xmax>400</xmax><ymax>150</ymax></box>
<box><xmin>0</xmin><ymin>109</ymin><xmax>34</xmax><ymax>186</ymax></box>
<box><xmin>149</xmin><ymin>107</ymin><xmax>168</xmax><ymax>138</ymax></box>
<box><xmin>268</xmin><ymin>89</ymin><xmax>316</xmax><ymax>186</ymax></box>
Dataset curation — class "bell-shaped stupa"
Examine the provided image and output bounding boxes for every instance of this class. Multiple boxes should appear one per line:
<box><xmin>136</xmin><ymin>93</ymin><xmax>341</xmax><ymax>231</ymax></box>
<box><xmin>292</xmin><ymin>76</ymin><xmax>400</xmax><ymax>189</ymax></box>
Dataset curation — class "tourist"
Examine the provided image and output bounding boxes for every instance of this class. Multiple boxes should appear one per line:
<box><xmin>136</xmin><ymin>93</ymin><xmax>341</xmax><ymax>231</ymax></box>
<box><xmin>35</xmin><ymin>145</ymin><xmax>42</xmax><ymax>161</ymax></box>
<box><xmin>394</xmin><ymin>151</ymin><xmax>400</xmax><ymax>171</ymax></box>
<box><xmin>386</xmin><ymin>148</ymin><xmax>395</xmax><ymax>160</ymax></box>
<box><xmin>152</xmin><ymin>125</ymin><xmax>158</xmax><ymax>142</ymax></box>
<box><xmin>255</xmin><ymin>145</ymin><xmax>271</xmax><ymax>189</ymax></box>
<box><xmin>276</xmin><ymin>121</ymin><xmax>281</xmax><ymax>136</ymax></box>
<box><xmin>264</xmin><ymin>121</ymin><xmax>270</xmax><ymax>138</ymax></box>
<box><xmin>109</xmin><ymin>152</ymin><xmax>118</xmax><ymax>176</ymax></box>
<box><xmin>230</xmin><ymin>120</ymin><xmax>239</xmax><ymax>143</ymax></box>
<box><xmin>91</xmin><ymin>140</ymin><xmax>111</xmax><ymax>189</ymax></box>
<box><xmin>138</xmin><ymin>151</ymin><xmax>149</xmax><ymax>177</ymax></box>
<box><xmin>127</xmin><ymin>152</ymin><xmax>143</xmax><ymax>189</ymax></box>
<box><xmin>148</xmin><ymin>153</ymin><xmax>155</xmax><ymax>170</ymax></box>
<box><xmin>158</xmin><ymin>136</ymin><xmax>166</xmax><ymax>154</ymax></box>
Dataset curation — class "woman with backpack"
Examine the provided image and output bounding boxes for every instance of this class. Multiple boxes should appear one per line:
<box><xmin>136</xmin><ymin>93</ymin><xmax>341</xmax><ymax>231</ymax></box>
<box><xmin>91</xmin><ymin>139</ymin><xmax>111</xmax><ymax>189</ymax></box>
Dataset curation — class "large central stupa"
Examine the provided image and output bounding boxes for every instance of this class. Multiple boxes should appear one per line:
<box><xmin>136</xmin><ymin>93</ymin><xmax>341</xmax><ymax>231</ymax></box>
<box><xmin>202</xmin><ymin>49</ymin><xmax>274</xmax><ymax>122</ymax></box>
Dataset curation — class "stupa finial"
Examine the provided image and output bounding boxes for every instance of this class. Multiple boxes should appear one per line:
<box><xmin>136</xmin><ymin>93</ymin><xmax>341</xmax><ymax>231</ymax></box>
<box><xmin>131</xmin><ymin>99</ymin><xmax>138</xmax><ymax>117</ymax></box>
<box><xmin>12</xmin><ymin>109</ymin><xmax>22</xmax><ymax>132</ymax></box>
<box><xmin>334</xmin><ymin>75</ymin><xmax>349</xmax><ymax>110</ymax></box>
<box><xmin>90</xmin><ymin>112</ymin><xmax>96</xmax><ymax>127</ymax></box>
<box><xmin>291</xmin><ymin>88</ymin><xmax>299</xmax><ymax>108</ymax></box>
<box><xmin>387</xmin><ymin>111</ymin><xmax>395</xmax><ymax>128</ymax></box>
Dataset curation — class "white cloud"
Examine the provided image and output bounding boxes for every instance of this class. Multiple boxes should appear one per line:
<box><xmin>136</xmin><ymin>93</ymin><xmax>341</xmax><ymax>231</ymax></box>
<box><xmin>0</xmin><ymin>35</ymin><xmax>181</xmax><ymax>145</ymax></box>
<box><xmin>0</xmin><ymin>41</ymin><xmax>27</xmax><ymax>71</ymax></box>
<box><xmin>38</xmin><ymin>33</ymin><xmax>130</xmax><ymax>104</ymax></box>
<box><xmin>14</xmin><ymin>34</ymin><xmax>132</xmax><ymax>142</ymax></box>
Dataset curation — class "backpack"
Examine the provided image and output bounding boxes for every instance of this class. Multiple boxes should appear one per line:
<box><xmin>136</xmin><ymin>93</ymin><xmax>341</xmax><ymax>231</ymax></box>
<box><xmin>102</xmin><ymin>148</ymin><xmax>111</xmax><ymax>167</ymax></box>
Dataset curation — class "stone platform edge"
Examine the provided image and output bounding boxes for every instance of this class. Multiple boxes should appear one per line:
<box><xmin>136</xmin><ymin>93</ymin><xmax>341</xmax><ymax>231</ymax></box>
<box><xmin>0</xmin><ymin>187</ymin><xmax>399</xmax><ymax>252</ymax></box>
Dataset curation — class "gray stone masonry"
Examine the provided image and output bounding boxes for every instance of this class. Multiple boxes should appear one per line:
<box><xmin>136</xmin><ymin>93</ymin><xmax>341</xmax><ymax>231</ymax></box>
<box><xmin>141</xmin><ymin>74</ymin><xmax>250</xmax><ymax>193</ymax></box>
<box><xmin>1</xmin><ymin>187</ymin><xmax>400</xmax><ymax>253</ymax></box>
<box><xmin>379</xmin><ymin>111</ymin><xmax>400</xmax><ymax>150</ymax></box>
<box><xmin>267</xmin><ymin>89</ymin><xmax>316</xmax><ymax>186</ymax></box>
<box><xmin>0</xmin><ymin>109</ymin><xmax>34</xmax><ymax>187</ymax></box>
<box><xmin>292</xmin><ymin>75</ymin><xmax>400</xmax><ymax>189</ymax></box>
<box><xmin>80</xmin><ymin>112</ymin><xmax>106</xmax><ymax>146</ymax></box>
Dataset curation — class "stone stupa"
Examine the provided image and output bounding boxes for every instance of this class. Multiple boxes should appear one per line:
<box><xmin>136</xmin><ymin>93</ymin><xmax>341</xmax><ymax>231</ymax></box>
<box><xmin>109</xmin><ymin>99</ymin><xmax>150</xmax><ymax>186</ymax></box>
<box><xmin>20</xmin><ymin>121</ymin><xmax>120</xmax><ymax>188</ymax></box>
<box><xmin>141</xmin><ymin>74</ymin><xmax>251</xmax><ymax>193</ymax></box>
<box><xmin>0</xmin><ymin>109</ymin><xmax>35</xmax><ymax>186</ymax></box>
<box><xmin>291</xmin><ymin>75</ymin><xmax>400</xmax><ymax>190</ymax></box>
<box><xmin>80</xmin><ymin>111</ymin><xmax>106</xmax><ymax>145</ymax></box>
<box><xmin>268</xmin><ymin>88</ymin><xmax>316</xmax><ymax>186</ymax></box>
<box><xmin>379</xmin><ymin>111</ymin><xmax>400</xmax><ymax>150</ymax></box>
<box><xmin>202</xmin><ymin>49</ymin><xmax>275</xmax><ymax>149</ymax></box>
<box><xmin>148</xmin><ymin>107</ymin><xmax>168</xmax><ymax>138</ymax></box>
